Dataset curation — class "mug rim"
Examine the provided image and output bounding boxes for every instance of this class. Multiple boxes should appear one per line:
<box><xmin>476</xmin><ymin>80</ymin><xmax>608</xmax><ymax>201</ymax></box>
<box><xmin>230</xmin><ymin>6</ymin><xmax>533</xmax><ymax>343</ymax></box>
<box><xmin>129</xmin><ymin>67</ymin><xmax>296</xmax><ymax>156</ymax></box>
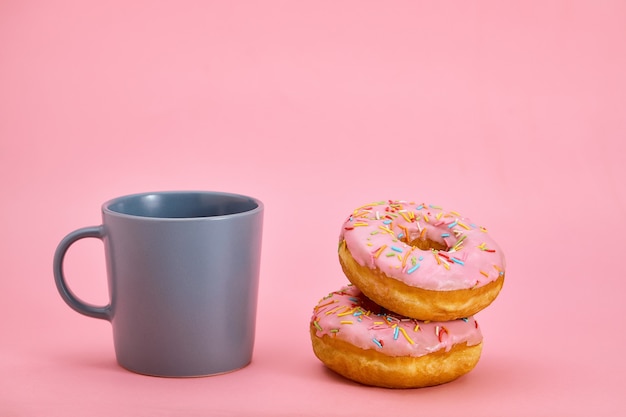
<box><xmin>102</xmin><ymin>190</ymin><xmax>263</xmax><ymax>221</ymax></box>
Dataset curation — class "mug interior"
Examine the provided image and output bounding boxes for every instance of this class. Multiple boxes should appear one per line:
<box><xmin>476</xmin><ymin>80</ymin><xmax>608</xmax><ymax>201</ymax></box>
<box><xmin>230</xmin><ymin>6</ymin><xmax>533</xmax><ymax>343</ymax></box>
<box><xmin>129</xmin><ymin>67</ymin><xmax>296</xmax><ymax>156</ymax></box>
<box><xmin>105</xmin><ymin>192</ymin><xmax>259</xmax><ymax>219</ymax></box>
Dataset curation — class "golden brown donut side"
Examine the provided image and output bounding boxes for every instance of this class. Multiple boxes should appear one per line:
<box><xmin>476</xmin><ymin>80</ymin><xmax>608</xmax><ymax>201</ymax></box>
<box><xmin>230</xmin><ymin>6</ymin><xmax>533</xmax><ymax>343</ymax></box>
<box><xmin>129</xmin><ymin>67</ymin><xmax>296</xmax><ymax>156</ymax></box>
<box><xmin>310</xmin><ymin>327</ymin><xmax>483</xmax><ymax>389</ymax></box>
<box><xmin>338</xmin><ymin>240</ymin><xmax>505</xmax><ymax>321</ymax></box>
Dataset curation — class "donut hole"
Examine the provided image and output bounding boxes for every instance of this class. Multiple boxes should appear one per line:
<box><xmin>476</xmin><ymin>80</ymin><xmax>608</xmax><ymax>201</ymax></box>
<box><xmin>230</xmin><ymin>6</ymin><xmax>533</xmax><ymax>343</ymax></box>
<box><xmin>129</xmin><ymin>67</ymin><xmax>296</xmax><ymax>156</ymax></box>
<box><xmin>408</xmin><ymin>237</ymin><xmax>449</xmax><ymax>252</ymax></box>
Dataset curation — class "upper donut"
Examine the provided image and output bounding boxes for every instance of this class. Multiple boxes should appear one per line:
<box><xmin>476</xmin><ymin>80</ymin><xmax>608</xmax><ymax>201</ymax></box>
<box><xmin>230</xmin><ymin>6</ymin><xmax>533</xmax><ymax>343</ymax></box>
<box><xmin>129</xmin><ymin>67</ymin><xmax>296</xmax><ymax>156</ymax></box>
<box><xmin>340</xmin><ymin>200</ymin><xmax>505</xmax><ymax>291</ymax></box>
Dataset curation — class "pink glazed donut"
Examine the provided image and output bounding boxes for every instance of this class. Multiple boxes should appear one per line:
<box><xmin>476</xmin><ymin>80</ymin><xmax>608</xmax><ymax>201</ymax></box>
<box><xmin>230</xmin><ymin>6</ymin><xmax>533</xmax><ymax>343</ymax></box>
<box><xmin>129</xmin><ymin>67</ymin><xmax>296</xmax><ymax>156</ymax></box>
<box><xmin>310</xmin><ymin>285</ymin><xmax>483</xmax><ymax>388</ymax></box>
<box><xmin>339</xmin><ymin>200</ymin><xmax>505</xmax><ymax>321</ymax></box>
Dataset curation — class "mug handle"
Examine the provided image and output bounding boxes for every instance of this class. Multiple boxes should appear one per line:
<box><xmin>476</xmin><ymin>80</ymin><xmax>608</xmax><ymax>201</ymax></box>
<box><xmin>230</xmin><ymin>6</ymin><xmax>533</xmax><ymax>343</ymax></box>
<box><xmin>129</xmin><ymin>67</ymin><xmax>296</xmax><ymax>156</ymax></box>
<box><xmin>53</xmin><ymin>226</ymin><xmax>112</xmax><ymax>321</ymax></box>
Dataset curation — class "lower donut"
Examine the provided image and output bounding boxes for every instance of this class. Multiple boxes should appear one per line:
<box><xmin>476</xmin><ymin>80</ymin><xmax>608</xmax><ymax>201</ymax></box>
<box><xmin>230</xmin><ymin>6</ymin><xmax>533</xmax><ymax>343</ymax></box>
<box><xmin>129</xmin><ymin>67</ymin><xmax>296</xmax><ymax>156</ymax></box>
<box><xmin>310</xmin><ymin>285</ymin><xmax>483</xmax><ymax>389</ymax></box>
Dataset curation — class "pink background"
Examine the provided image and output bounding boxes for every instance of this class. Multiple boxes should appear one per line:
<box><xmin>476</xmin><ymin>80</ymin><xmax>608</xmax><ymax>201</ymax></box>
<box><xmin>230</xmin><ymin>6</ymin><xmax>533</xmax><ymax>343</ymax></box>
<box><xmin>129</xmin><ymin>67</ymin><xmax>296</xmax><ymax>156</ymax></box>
<box><xmin>2</xmin><ymin>1</ymin><xmax>625</xmax><ymax>415</ymax></box>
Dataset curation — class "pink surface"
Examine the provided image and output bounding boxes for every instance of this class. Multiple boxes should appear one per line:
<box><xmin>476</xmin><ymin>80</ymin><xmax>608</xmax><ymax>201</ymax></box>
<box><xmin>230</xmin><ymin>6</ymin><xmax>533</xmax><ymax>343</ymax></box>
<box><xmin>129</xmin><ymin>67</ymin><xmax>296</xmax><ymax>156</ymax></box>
<box><xmin>1</xmin><ymin>1</ymin><xmax>625</xmax><ymax>415</ymax></box>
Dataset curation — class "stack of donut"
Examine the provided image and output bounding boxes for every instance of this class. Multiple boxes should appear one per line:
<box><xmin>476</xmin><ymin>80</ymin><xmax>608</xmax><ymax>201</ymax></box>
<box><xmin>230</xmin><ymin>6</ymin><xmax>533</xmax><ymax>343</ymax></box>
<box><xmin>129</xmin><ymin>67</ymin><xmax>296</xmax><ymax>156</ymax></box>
<box><xmin>310</xmin><ymin>200</ymin><xmax>505</xmax><ymax>388</ymax></box>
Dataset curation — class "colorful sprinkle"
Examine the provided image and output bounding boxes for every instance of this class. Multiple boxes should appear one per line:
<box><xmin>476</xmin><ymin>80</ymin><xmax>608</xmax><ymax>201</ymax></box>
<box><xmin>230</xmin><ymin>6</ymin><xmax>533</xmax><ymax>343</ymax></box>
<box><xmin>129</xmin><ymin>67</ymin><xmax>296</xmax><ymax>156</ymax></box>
<box><xmin>451</xmin><ymin>257</ymin><xmax>465</xmax><ymax>266</ymax></box>
<box><xmin>436</xmin><ymin>326</ymin><xmax>449</xmax><ymax>342</ymax></box>
<box><xmin>457</xmin><ymin>221</ymin><xmax>471</xmax><ymax>230</ymax></box>
<box><xmin>337</xmin><ymin>308</ymin><xmax>356</xmax><ymax>317</ymax></box>
<box><xmin>315</xmin><ymin>300</ymin><xmax>336</xmax><ymax>311</ymax></box>
<box><xmin>401</xmin><ymin>250</ymin><xmax>411</xmax><ymax>268</ymax></box>
<box><xmin>372</xmin><ymin>338</ymin><xmax>383</xmax><ymax>348</ymax></box>
<box><xmin>452</xmin><ymin>234</ymin><xmax>467</xmax><ymax>250</ymax></box>
<box><xmin>399</xmin><ymin>225</ymin><xmax>410</xmax><ymax>242</ymax></box>
<box><xmin>399</xmin><ymin>327</ymin><xmax>415</xmax><ymax>344</ymax></box>
<box><xmin>433</xmin><ymin>251</ymin><xmax>441</xmax><ymax>265</ymax></box>
<box><xmin>373</xmin><ymin>245</ymin><xmax>387</xmax><ymax>258</ymax></box>
<box><xmin>378</xmin><ymin>225</ymin><xmax>394</xmax><ymax>235</ymax></box>
<box><xmin>399</xmin><ymin>211</ymin><xmax>412</xmax><ymax>222</ymax></box>
<box><xmin>355</xmin><ymin>202</ymin><xmax>383</xmax><ymax>212</ymax></box>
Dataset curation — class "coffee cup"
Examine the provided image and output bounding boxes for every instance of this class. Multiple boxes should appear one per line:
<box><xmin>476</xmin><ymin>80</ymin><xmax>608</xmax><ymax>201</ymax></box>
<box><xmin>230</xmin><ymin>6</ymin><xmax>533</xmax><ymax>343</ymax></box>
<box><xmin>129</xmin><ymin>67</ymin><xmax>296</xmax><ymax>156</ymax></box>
<box><xmin>53</xmin><ymin>191</ymin><xmax>263</xmax><ymax>377</ymax></box>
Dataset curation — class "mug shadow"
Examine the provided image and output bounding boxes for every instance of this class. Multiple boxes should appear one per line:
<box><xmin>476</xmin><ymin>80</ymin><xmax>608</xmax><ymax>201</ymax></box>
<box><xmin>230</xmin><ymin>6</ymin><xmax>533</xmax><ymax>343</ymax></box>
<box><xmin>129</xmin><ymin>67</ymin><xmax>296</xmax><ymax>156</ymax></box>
<box><xmin>53</xmin><ymin>349</ymin><xmax>122</xmax><ymax>374</ymax></box>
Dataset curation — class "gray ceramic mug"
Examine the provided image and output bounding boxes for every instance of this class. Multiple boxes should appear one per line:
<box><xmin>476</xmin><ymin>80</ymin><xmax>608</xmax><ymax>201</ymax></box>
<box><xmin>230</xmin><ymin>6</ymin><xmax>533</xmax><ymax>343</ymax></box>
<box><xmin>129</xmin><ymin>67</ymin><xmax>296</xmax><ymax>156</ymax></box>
<box><xmin>53</xmin><ymin>191</ymin><xmax>263</xmax><ymax>377</ymax></box>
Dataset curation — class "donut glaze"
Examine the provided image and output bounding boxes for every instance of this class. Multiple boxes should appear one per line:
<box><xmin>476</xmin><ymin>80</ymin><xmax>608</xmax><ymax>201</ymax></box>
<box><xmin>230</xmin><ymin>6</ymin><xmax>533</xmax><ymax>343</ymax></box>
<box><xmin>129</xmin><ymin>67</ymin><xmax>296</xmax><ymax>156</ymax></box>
<box><xmin>340</xmin><ymin>200</ymin><xmax>505</xmax><ymax>291</ymax></box>
<box><xmin>310</xmin><ymin>285</ymin><xmax>483</xmax><ymax>388</ymax></box>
